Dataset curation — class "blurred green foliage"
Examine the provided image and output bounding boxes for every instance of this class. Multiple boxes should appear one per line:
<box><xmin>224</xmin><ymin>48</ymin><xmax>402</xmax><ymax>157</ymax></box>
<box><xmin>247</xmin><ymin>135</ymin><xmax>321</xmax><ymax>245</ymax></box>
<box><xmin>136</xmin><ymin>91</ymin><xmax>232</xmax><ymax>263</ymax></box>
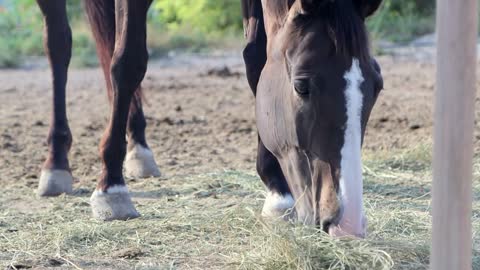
<box><xmin>150</xmin><ymin>0</ymin><xmax>242</xmax><ymax>33</ymax></box>
<box><xmin>0</xmin><ymin>1</ymin><xmax>43</xmax><ymax>67</ymax></box>
<box><xmin>368</xmin><ymin>0</ymin><xmax>435</xmax><ymax>43</ymax></box>
<box><xmin>0</xmin><ymin>0</ymin><xmax>96</xmax><ymax>67</ymax></box>
<box><xmin>145</xmin><ymin>0</ymin><xmax>244</xmax><ymax>57</ymax></box>
<box><xmin>0</xmin><ymin>0</ymin><xmax>436</xmax><ymax>68</ymax></box>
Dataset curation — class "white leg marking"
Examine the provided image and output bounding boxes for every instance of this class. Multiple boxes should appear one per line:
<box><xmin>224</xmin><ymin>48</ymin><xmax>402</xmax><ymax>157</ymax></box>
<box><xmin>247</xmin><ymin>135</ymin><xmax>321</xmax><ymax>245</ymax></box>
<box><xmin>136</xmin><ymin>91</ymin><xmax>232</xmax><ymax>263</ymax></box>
<box><xmin>262</xmin><ymin>191</ymin><xmax>295</xmax><ymax>218</ymax></box>
<box><xmin>125</xmin><ymin>144</ymin><xmax>161</xmax><ymax>178</ymax></box>
<box><xmin>333</xmin><ymin>58</ymin><xmax>366</xmax><ymax>237</ymax></box>
<box><xmin>92</xmin><ymin>185</ymin><xmax>129</xmax><ymax>196</ymax></box>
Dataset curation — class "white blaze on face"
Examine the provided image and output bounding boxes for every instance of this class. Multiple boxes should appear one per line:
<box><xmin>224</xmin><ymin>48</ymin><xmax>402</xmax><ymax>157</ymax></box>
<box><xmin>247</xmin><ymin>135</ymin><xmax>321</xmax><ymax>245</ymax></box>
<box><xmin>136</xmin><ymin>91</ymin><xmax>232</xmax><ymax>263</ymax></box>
<box><xmin>330</xmin><ymin>58</ymin><xmax>366</xmax><ymax>237</ymax></box>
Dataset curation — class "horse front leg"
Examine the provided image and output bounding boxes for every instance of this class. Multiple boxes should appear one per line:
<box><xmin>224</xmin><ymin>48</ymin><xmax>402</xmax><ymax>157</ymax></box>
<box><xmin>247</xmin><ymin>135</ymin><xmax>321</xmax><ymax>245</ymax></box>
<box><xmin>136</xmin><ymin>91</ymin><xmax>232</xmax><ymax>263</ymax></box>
<box><xmin>36</xmin><ymin>0</ymin><xmax>73</xmax><ymax>197</ymax></box>
<box><xmin>89</xmin><ymin>0</ymin><xmax>152</xmax><ymax>221</ymax></box>
<box><xmin>242</xmin><ymin>0</ymin><xmax>293</xmax><ymax>219</ymax></box>
<box><xmin>85</xmin><ymin>0</ymin><xmax>160</xmax><ymax>180</ymax></box>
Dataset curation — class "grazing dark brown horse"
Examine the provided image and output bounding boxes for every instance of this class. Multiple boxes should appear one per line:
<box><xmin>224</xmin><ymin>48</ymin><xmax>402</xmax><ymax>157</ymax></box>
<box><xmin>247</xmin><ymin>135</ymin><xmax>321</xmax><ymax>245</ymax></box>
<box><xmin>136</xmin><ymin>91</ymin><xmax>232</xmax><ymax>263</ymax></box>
<box><xmin>36</xmin><ymin>0</ymin><xmax>159</xmax><ymax>220</ymax></box>
<box><xmin>242</xmin><ymin>0</ymin><xmax>383</xmax><ymax>237</ymax></box>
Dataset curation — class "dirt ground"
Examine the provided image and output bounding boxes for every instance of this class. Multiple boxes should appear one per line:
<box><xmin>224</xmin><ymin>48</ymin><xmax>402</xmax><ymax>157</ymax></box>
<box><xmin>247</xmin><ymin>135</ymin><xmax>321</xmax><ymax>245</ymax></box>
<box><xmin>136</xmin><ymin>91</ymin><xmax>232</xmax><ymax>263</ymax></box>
<box><xmin>0</xmin><ymin>54</ymin><xmax>455</xmax><ymax>179</ymax></box>
<box><xmin>1</xmin><ymin>53</ymin><xmax>480</xmax><ymax>269</ymax></box>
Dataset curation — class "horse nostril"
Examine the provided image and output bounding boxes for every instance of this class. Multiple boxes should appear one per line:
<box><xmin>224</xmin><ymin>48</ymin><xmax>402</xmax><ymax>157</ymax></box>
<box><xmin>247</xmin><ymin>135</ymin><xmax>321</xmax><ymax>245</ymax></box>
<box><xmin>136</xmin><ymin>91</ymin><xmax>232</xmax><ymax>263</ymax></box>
<box><xmin>294</xmin><ymin>79</ymin><xmax>310</xmax><ymax>95</ymax></box>
<box><xmin>320</xmin><ymin>207</ymin><xmax>343</xmax><ymax>233</ymax></box>
<box><xmin>322</xmin><ymin>219</ymin><xmax>333</xmax><ymax>233</ymax></box>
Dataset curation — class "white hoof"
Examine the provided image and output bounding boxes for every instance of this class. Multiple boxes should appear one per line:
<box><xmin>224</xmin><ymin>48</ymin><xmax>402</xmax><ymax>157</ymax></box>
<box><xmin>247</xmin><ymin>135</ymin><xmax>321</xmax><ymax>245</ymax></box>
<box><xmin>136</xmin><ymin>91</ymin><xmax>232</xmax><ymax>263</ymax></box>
<box><xmin>90</xmin><ymin>185</ymin><xmax>140</xmax><ymax>221</ymax></box>
<box><xmin>261</xmin><ymin>192</ymin><xmax>295</xmax><ymax>219</ymax></box>
<box><xmin>37</xmin><ymin>169</ymin><xmax>73</xmax><ymax>197</ymax></box>
<box><xmin>124</xmin><ymin>144</ymin><xmax>161</xmax><ymax>179</ymax></box>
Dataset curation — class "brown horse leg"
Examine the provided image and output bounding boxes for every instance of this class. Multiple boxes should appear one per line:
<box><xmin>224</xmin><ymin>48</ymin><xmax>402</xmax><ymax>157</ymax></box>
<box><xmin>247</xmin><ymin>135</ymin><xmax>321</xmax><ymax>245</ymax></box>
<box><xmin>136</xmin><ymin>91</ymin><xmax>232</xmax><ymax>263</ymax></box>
<box><xmin>85</xmin><ymin>0</ymin><xmax>160</xmax><ymax>180</ymax></box>
<box><xmin>89</xmin><ymin>0</ymin><xmax>152</xmax><ymax>221</ymax></box>
<box><xmin>36</xmin><ymin>0</ymin><xmax>73</xmax><ymax>197</ymax></box>
<box><xmin>242</xmin><ymin>0</ymin><xmax>293</xmax><ymax>218</ymax></box>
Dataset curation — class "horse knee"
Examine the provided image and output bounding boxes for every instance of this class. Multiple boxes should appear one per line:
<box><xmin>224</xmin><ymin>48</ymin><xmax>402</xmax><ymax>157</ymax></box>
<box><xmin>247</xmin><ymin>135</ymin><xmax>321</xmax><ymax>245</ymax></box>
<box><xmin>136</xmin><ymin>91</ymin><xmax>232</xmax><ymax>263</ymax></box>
<box><xmin>256</xmin><ymin>151</ymin><xmax>280</xmax><ymax>181</ymax></box>
<box><xmin>242</xmin><ymin>42</ymin><xmax>256</xmax><ymax>64</ymax></box>
<box><xmin>100</xmin><ymin>136</ymin><xmax>126</xmax><ymax>167</ymax></box>
<box><xmin>110</xmin><ymin>49</ymin><xmax>148</xmax><ymax>93</ymax></box>
<box><xmin>243</xmin><ymin>42</ymin><xmax>266</xmax><ymax>93</ymax></box>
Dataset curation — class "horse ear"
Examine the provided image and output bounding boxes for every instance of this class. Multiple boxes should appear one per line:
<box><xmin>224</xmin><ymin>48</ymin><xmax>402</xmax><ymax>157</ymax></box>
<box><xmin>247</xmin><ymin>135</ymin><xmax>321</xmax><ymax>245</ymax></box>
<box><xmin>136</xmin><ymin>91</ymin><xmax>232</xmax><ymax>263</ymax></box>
<box><xmin>355</xmin><ymin>0</ymin><xmax>383</xmax><ymax>18</ymax></box>
<box><xmin>299</xmin><ymin>0</ymin><xmax>331</xmax><ymax>14</ymax></box>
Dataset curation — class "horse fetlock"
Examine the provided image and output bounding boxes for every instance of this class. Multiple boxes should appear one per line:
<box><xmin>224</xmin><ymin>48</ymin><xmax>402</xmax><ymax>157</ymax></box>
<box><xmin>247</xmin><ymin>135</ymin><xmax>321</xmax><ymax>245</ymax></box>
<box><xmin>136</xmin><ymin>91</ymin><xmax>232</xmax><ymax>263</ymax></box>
<box><xmin>100</xmin><ymin>139</ymin><xmax>126</xmax><ymax>169</ymax></box>
<box><xmin>48</xmin><ymin>126</ymin><xmax>72</xmax><ymax>143</ymax></box>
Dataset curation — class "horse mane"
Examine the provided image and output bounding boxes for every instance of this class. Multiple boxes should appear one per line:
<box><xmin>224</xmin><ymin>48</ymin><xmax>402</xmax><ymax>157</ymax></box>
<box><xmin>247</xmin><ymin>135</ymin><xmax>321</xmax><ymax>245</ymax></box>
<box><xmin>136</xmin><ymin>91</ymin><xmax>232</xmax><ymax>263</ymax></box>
<box><xmin>265</xmin><ymin>0</ymin><xmax>371</xmax><ymax>63</ymax></box>
<box><xmin>320</xmin><ymin>0</ymin><xmax>371</xmax><ymax>63</ymax></box>
<box><xmin>264</xmin><ymin>0</ymin><xmax>295</xmax><ymax>27</ymax></box>
<box><xmin>242</xmin><ymin>0</ymin><xmax>266</xmax><ymax>20</ymax></box>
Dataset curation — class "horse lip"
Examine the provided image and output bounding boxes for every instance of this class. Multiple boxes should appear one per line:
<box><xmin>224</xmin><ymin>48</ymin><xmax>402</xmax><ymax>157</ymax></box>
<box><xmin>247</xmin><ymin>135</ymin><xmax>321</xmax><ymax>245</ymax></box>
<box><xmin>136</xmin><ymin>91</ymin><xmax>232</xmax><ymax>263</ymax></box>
<box><xmin>287</xmin><ymin>149</ymin><xmax>342</xmax><ymax>227</ymax></box>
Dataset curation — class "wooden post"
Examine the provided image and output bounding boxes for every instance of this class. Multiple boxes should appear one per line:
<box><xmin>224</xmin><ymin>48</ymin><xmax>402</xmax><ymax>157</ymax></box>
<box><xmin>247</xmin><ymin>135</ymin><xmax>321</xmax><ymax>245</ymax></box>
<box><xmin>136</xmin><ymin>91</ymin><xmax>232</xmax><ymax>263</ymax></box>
<box><xmin>431</xmin><ymin>0</ymin><xmax>477</xmax><ymax>269</ymax></box>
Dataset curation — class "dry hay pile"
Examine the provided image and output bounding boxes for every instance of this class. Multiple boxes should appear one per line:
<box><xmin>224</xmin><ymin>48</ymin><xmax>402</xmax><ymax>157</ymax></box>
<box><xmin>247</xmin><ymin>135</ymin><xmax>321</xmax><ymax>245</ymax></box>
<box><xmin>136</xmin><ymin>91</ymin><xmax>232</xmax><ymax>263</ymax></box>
<box><xmin>1</xmin><ymin>145</ymin><xmax>480</xmax><ymax>269</ymax></box>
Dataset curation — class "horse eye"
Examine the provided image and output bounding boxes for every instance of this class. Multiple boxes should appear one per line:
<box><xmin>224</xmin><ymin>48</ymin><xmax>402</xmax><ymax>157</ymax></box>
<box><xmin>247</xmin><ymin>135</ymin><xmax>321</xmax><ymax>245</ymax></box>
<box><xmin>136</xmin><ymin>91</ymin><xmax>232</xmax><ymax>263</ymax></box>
<box><xmin>294</xmin><ymin>79</ymin><xmax>310</xmax><ymax>95</ymax></box>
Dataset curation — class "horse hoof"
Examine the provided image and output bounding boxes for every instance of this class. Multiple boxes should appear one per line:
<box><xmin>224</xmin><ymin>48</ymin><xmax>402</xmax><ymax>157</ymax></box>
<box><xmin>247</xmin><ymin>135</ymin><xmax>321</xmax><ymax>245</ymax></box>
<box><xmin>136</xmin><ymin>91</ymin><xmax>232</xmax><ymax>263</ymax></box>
<box><xmin>261</xmin><ymin>192</ymin><xmax>295</xmax><ymax>220</ymax></box>
<box><xmin>124</xmin><ymin>144</ymin><xmax>161</xmax><ymax>179</ymax></box>
<box><xmin>37</xmin><ymin>169</ymin><xmax>73</xmax><ymax>197</ymax></box>
<box><xmin>90</xmin><ymin>186</ymin><xmax>140</xmax><ymax>221</ymax></box>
